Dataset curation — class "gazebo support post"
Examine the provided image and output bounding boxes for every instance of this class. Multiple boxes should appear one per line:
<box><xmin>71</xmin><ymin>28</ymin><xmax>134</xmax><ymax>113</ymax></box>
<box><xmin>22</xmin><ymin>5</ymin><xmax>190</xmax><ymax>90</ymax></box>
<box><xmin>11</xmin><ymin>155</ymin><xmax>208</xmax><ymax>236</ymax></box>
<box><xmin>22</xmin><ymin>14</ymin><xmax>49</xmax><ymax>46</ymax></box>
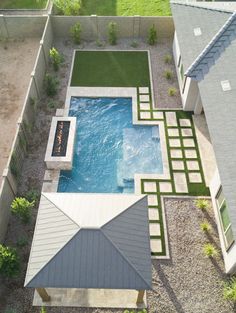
<box><xmin>36</xmin><ymin>288</ymin><xmax>51</xmax><ymax>302</ymax></box>
<box><xmin>136</xmin><ymin>290</ymin><xmax>145</xmax><ymax>304</ymax></box>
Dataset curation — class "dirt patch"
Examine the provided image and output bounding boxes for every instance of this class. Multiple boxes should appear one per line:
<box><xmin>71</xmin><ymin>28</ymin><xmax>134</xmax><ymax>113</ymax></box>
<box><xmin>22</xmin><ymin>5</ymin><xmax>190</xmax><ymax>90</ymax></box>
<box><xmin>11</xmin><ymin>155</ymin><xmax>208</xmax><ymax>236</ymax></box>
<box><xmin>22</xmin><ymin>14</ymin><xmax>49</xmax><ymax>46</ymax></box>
<box><xmin>0</xmin><ymin>38</ymin><xmax>39</xmax><ymax>185</ymax></box>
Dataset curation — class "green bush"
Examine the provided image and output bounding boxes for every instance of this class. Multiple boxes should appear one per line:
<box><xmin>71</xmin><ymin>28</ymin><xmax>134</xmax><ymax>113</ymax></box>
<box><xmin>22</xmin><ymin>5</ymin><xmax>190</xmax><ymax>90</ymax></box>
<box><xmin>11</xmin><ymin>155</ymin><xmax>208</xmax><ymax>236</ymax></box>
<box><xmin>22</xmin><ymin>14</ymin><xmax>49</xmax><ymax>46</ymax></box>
<box><xmin>168</xmin><ymin>87</ymin><xmax>177</xmax><ymax>96</ymax></box>
<box><xmin>203</xmin><ymin>243</ymin><xmax>218</xmax><ymax>258</ymax></box>
<box><xmin>70</xmin><ymin>22</ymin><xmax>81</xmax><ymax>44</ymax></box>
<box><xmin>164</xmin><ymin>70</ymin><xmax>173</xmax><ymax>80</ymax></box>
<box><xmin>108</xmin><ymin>22</ymin><xmax>117</xmax><ymax>45</ymax></box>
<box><xmin>200</xmin><ymin>221</ymin><xmax>211</xmax><ymax>232</ymax></box>
<box><xmin>4</xmin><ymin>308</ymin><xmax>17</xmax><ymax>313</ymax></box>
<box><xmin>25</xmin><ymin>189</ymin><xmax>40</xmax><ymax>203</ymax></box>
<box><xmin>195</xmin><ymin>198</ymin><xmax>209</xmax><ymax>211</ymax></box>
<box><xmin>49</xmin><ymin>47</ymin><xmax>63</xmax><ymax>71</ymax></box>
<box><xmin>223</xmin><ymin>277</ymin><xmax>236</xmax><ymax>302</ymax></box>
<box><xmin>16</xmin><ymin>237</ymin><xmax>28</xmax><ymax>248</ymax></box>
<box><xmin>11</xmin><ymin>197</ymin><xmax>34</xmax><ymax>223</ymax></box>
<box><xmin>47</xmin><ymin>100</ymin><xmax>57</xmax><ymax>110</ymax></box>
<box><xmin>148</xmin><ymin>24</ymin><xmax>157</xmax><ymax>45</ymax></box>
<box><xmin>53</xmin><ymin>0</ymin><xmax>81</xmax><ymax>15</ymax></box>
<box><xmin>0</xmin><ymin>245</ymin><xmax>20</xmax><ymax>278</ymax></box>
<box><xmin>164</xmin><ymin>54</ymin><xmax>172</xmax><ymax>64</ymax></box>
<box><xmin>44</xmin><ymin>73</ymin><xmax>58</xmax><ymax>96</ymax></box>
<box><xmin>40</xmin><ymin>307</ymin><xmax>47</xmax><ymax>313</ymax></box>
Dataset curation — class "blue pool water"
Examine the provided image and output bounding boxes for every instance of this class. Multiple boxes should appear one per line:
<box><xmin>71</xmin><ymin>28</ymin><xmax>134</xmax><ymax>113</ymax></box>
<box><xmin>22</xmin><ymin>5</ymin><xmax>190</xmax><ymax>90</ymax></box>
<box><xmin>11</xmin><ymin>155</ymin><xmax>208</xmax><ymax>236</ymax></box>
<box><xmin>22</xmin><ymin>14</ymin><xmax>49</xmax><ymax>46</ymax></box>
<box><xmin>58</xmin><ymin>97</ymin><xmax>163</xmax><ymax>193</ymax></box>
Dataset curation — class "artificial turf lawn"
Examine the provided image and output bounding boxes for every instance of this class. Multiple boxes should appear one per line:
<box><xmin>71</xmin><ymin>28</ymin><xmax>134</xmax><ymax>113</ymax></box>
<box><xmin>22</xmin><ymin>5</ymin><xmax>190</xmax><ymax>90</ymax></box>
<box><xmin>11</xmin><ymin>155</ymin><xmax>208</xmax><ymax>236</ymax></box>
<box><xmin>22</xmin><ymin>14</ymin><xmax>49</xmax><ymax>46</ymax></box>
<box><xmin>79</xmin><ymin>0</ymin><xmax>171</xmax><ymax>16</ymax></box>
<box><xmin>71</xmin><ymin>51</ymin><xmax>151</xmax><ymax>87</ymax></box>
<box><xmin>0</xmin><ymin>0</ymin><xmax>47</xmax><ymax>9</ymax></box>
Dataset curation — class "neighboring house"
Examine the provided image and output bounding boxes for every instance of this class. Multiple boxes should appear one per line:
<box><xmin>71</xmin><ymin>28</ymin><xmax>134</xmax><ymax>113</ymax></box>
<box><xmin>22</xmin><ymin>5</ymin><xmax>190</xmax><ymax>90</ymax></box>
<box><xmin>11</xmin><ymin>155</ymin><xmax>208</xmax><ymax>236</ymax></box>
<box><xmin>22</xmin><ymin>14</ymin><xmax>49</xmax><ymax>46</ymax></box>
<box><xmin>171</xmin><ymin>1</ymin><xmax>236</xmax><ymax>273</ymax></box>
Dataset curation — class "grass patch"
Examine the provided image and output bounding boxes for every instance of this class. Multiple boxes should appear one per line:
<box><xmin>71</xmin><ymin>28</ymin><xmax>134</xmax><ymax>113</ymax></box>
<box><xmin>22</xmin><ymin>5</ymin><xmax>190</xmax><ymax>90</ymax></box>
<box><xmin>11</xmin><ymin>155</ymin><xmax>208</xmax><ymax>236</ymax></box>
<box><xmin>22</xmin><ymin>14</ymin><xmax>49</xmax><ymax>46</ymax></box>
<box><xmin>71</xmin><ymin>51</ymin><xmax>151</xmax><ymax>87</ymax></box>
<box><xmin>0</xmin><ymin>0</ymin><xmax>47</xmax><ymax>9</ymax></box>
<box><xmin>79</xmin><ymin>0</ymin><xmax>171</xmax><ymax>16</ymax></box>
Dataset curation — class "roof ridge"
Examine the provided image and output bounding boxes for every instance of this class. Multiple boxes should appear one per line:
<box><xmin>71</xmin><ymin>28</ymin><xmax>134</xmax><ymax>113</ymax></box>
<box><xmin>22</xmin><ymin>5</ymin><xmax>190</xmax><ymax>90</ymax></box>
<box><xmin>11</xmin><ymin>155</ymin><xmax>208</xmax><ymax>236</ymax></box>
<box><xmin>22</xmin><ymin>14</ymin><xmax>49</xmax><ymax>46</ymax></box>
<box><xmin>101</xmin><ymin>229</ymin><xmax>151</xmax><ymax>289</ymax></box>
<box><xmin>171</xmin><ymin>0</ymin><xmax>234</xmax><ymax>14</ymax></box>
<box><xmin>185</xmin><ymin>11</ymin><xmax>236</xmax><ymax>81</ymax></box>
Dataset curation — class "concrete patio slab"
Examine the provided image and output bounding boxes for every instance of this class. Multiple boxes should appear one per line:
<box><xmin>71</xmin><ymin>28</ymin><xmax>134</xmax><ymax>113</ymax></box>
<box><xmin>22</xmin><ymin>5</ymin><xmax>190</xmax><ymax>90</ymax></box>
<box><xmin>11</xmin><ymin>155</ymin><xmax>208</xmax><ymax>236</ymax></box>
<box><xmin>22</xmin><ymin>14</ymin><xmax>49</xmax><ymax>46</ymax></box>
<box><xmin>170</xmin><ymin>149</ymin><xmax>183</xmax><ymax>159</ymax></box>
<box><xmin>148</xmin><ymin>194</ymin><xmax>158</xmax><ymax>206</ymax></box>
<box><xmin>159</xmin><ymin>182</ymin><xmax>172</xmax><ymax>193</ymax></box>
<box><xmin>139</xmin><ymin>94</ymin><xmax>150</xmax><ymax>102</ymax></box>
<box><xmin>140</xmin><ymin>102</ymin><xmax>150</xmax><ymax>110</ymax></box>
<box><xmin>168</xmin><ymin>128</ymin><xmax>179</xmax><ymax>137</ymax></box>
<box><xmin>139</xmin><ymin>87</ymin><xmax>149</xmax><ymax>94</ymax></box>
<box><xmin>172</xmin><ymin>160</ymin><xmax>185</xmax><ymax>170</ymax></box>
<box><xmin>179</xmin><ymin>119</ymin><xmax>191</xmax><ymax>127</ymax></box>
<box><xmin>183</xmin><ymin>138</ymin><xmax>195</xmax><ymax>147</ymax></box>
<box><xmin>166</xmin><ymin>112</ymin><xmax>177</xmax><ymax>126</ymax></box>
<box><xmin>153</xmin><ymin>111</ymin><xmax>164</xmax><ymax>119</ymax></box>
<box><xmin>143</xmin><ymin>181</ymin><xmax>157</xmax><ymax>193</ymax></box>
<box><xmin>150</xmin><ymin>239</ymin><xmax>162</xmax><ymax>253</ymax></box>
<box><xmin>149</xmin><ymin>223</ymin><xmax>161</xmax><ymax>236</ymax></box>
<box><xmin>184</xmin><ymin>149</ymin><xmax>197</xmax><ymax>159</ymax></box>
<box><xmin>169</xmin><ymin>139</ymin><xmax>181</xmax><ymax>147</ymax></box>
<box><xmin>186</xmin><ymin>160</ymin><xmax>199</xmax><ymax>171</ymax></box>
<box><xmin>148</xmin><ymin>208</ymin><xmax>159</xmax><ymax>220</ymax></box>
<box><xmin>140</xmin><ymin>111</ymin><xmax>151</xmax><ymax>119</ymax></box>
<box><xmin>173</xmin><ymin>172</ymin><xmax>188</xmax><ymax>193</ymax></box>
<box><xmin>181</xmin><ymin>128</ymin><xmax>193</xmax><ymax>137</ymax></box>
<box><xmin>33</xmin><ymin>288</ymin><xmax>147</xmax><ymax>308</ymax></box>
<box><xmin>188</xmin><ymin>172</ymin><xmax>202</xmax><ymax>183</ymax></box>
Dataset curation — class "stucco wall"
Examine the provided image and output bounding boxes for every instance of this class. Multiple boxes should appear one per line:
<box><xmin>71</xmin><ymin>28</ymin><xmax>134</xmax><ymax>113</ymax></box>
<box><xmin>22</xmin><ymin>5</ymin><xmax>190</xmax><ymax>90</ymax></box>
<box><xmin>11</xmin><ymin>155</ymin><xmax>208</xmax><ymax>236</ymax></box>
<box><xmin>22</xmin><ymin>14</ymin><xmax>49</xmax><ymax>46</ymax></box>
<box><xmin>210</xmin><ymin>169</ymin><xmax>236</xmax><ymax>274</ymax></box>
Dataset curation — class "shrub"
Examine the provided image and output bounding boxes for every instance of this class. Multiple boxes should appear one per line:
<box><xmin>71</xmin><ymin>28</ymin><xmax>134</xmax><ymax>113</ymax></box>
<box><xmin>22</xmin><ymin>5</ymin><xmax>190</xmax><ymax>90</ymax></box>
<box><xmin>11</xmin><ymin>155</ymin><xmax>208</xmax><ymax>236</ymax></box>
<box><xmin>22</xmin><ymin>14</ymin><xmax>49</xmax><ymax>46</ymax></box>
<box><xmin>130</xmin><ymin>40</ymin><xmax>138</xmax><ymax>48</ymax></box>
<box><xmin>25</xmin><ymin>189</ymin><xmax>40</xmax><ymax>203</ymax></box>
<box><xmin>148</xmin><ymin>25</ymin><xmax>157</xmax><ymax>45</ymax></box>
<box><xmin>11</xmin><ymin>197</ymin><xmax>34</xmax><ymax>223</ymax></box>
<box><xmin>168</xmin><ymin>87</ymin><xmax>177</xmax><ymax>96</ymax></box>
<box><xmin>53</xmin><ymin>0</ymin><xmax>81</xmax><ymax>15</ymax></box>
<box><xmin>0</xmin><ymin>245</ymin><xmax>20</xmax><ymax>278</ymax></box>
<box><xmin>40</xmin><ymin>307</ymin><xmax>47</xmax><ymax>313</ymax></box>
<box><xmin>200</xmin><ymin>221</ymin><xmax>211</xmax><ymax>232</ymax></box>
<box><xmin>223</xmin><ymin>277</ymin><xmax>236</xmax><ymax>302</ymax></box>
<box><xmin>195</xmin><ymin>198</ymin><xmax>209</xmax><ymax>211</ymax></box>
<box><xmin>16</xmin><ymin>237</ymin><xmax>28</xmax><ymax>248</ymax></box>
<box><xmin>49</xmin><ymin>47</ymin><xmax>63</xmax><ymax>71</ymax></box>
<box><xmin>108</xmin><ymin>22</ymin><xmax>117</xmax><ymax>45</ymax></box>
<box><xmin>4</xmin><ymin>308</ymin><xmax>17</xmax><ymax>313</ymax></box>
<box><xmin>70</xmin><ymin>22</ymin><xmax>81</xmax><ymax>44</ymax></box>
<box><xmin>164</xmin><ymin>70</ymin><xmax>173</xmax><ymax>80</ymax></box>
<box><xmin>164</xmin><ymin>54</ymin><xmax>172</xmax><ymax>64</ymax></box>
<box><xmin>203</xmin><ymin>243</ymin><xmax>218</xmax><ymax>258</ymax></box>
<box><xmin>44</xmin><ymin>73</ymin><xmax>58</xmax><ymax>96</ymax></box>
<box><xmin>48</xmin><ymin>100</ymin><xmax>57</xmax><ymax>110</ymax></box>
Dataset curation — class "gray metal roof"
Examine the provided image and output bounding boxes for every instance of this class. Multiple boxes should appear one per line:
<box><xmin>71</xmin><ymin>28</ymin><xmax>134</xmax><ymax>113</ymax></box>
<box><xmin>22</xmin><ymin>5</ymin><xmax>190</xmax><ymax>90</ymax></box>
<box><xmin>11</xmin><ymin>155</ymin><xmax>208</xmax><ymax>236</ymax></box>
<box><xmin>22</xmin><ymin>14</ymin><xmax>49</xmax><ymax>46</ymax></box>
<box><xmin>171</xmin><ymin>2</ymin><xmax>231</xmax><ymax>70</ymax></box>
<box><xmin>198</xmin><ymin>33</ymin><xmax>236</xmax><ymax>236</ymax></box>
<box><xmin>186</xmin><ymin>12</ymin><xmax>236</xmax><ymax>81</ymax></box>
<box><xmin>25</xmin><ymin>193</ymin><xmax>152</xmax><ymax>290</ymax></box>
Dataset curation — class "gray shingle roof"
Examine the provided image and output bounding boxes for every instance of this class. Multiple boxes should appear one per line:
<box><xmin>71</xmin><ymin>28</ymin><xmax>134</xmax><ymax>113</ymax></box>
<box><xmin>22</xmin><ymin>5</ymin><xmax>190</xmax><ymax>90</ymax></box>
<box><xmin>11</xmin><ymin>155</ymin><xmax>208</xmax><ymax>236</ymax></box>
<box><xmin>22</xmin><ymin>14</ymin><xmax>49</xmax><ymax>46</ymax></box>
<box><xmin>171</xmin><ymin>2</ymin><xmax>231</xmax><ymax>70</ymax></box>
<box><xmin>186</xmin><ymin>12</ymin><xmax>236</xmax><ymax>81</ymax></box>
<box><xmin>25</xmin><ymin>193</ymin><xmax>152</xmax><ymax>290</ymax></box>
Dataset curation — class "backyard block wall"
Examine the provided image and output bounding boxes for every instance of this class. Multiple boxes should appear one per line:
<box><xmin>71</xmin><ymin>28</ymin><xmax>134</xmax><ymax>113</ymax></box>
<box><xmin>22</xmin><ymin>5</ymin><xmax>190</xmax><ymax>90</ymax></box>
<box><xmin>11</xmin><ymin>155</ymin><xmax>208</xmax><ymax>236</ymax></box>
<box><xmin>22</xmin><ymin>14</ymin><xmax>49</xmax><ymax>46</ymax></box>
<box><xmin>51</xmin><ymin>15</ymin><xmax>174</xmax><ymax>39</ymax></box>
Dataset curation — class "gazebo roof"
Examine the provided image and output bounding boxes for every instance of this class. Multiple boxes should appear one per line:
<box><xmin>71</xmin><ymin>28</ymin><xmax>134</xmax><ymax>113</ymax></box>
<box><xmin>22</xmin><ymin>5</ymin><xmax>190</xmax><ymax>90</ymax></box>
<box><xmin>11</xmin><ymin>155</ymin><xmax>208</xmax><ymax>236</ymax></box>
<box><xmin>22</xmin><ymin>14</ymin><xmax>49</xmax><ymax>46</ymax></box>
<box><xmin>25</xmin><ymin>193</ymin><xmax>152</xmax><ymax>290</ymax></box>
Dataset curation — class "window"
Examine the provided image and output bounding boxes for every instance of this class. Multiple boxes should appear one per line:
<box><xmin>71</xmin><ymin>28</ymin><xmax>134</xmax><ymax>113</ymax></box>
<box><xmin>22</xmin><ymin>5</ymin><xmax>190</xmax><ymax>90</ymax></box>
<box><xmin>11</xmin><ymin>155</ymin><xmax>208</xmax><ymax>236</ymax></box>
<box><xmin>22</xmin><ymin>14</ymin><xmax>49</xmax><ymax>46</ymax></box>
<box><xmin>180</xmin><ymin>64</ymin><xmax>184</xmax><ymax>81</ymax></box>
<box><xmin>177</xmin><ymin>55</ymin><xmax>181</xmax><ymax>68</ymax></box>
<box><xmin>216</xmin><ymin>188</ymin><xmax>234</xmax><ymax>250</ymax></box>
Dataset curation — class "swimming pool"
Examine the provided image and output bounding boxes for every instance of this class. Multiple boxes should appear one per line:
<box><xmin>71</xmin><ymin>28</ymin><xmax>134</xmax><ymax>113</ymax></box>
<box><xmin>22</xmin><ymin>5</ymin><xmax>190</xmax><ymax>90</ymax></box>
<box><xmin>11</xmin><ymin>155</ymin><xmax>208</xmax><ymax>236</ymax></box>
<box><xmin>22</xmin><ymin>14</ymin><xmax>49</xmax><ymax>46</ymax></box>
<box><xmin>58</xmin><ymin>97</ymin><xmax>163</xmax><ymax>193</ymax></box>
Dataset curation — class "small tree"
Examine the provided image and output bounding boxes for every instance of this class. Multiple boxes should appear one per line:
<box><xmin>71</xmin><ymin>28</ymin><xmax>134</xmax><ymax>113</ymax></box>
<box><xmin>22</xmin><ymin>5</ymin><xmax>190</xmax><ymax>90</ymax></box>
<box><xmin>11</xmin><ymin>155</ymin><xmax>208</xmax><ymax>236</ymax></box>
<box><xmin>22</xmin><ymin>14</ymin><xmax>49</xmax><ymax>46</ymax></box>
<box><xmin>70</xmin><ymin>22</ymin><xmax>81</xmax><ymax>44</ymax></box>
<box><xmin>223</xmin><ymin>277</ymin><xmax>236</xmax><ymax>302</ymax></box>
<box><xmin>49</xmin><ymin>47</ymin><xmax>63</xmax><ymax>71</ymax></box>
<box><xmin>11</xmin><ymin>197</ymin><xmax>34</xmax><ymax>224</ymax></box>
<box><xmin>53</xmin><ymin>0</ymin><xmax>81</xmax><ymax>15</ymax></box>
<box><xmin>0</xmin><ymin>245</ymin><xmax>20</xmax><ymax>278</ymax></box>
<box><xmin>164</xmin><ymin>70</ymin><xmax>173</xmax><ymax>80</ymax></box>
<box><xmin>108</xmin><ymin>22</ymin><xmax>117</xmax><ymax>45</ymax></box>
<box><xmin>44</xmin><ymin>73</ymin><xmax>58</xmax><ymax>96</ymax></box>
<box><xmin>203</xmin><ymin>243</ymin><xmax>218</xmax><ymax>258</ymax></box>
<box><xmin>195</xmin><ymin>198</ymin><xmax>209</xmax><ymax>211</ymax></box>
<box><xmin>200</xmin><ymin>221</ymin><xmax>211</xmax><ymax>233</ymax></box>
<box><xmin>148</xmin><ymin>25</ymin><xmax>157</xmax><ymax>45</ymax></box>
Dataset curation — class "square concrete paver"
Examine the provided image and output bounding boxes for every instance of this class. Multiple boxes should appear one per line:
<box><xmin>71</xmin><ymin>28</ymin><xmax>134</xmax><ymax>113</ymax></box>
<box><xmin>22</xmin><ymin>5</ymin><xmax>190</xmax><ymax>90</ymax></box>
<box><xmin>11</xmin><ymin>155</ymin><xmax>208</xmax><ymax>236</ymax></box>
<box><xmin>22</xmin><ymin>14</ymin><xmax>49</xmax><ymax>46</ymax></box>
<box><xmin>172</xmin><ymin>160</ymin><xmax>185</xmax><ymax>170</ymax></box>
<box><xmin>148</xmin><ymin>195</ymin><xmax>158</xmax><ymax>206</ymax></box>
<box><xmin>179</xmin><ymin>119</ymin><xmax>191</xmax><ymax>127</ymax></box>
<box><xmin>139</xmin><ymin>87</ymin><xmax>149</xmax><ymax>94</ymax></box>
<box><xmin>183</xmin><ymin>138</ymin><xmax>195</xmax><ymax>147</ymax></box>
<box><xmin>140</xmin><ymin>111</ymin><xmax>151</xmax><ymax>120</ymax></box>
<box><xmin>148</xmin><ymin>208</ymin><xmax>159</xmax><ymax>220</ymax></box>
<box><xmin>153</xmin><ymin>111</ymin><xmax>164</xmax><ymax>119</ymax></box>
<box><xmin>159</xmin><ymin>182</ymin><xmax>172</xmax><ymax>193</ymax></box>
<box><xmin>184</xmin><ymin>149</ymin><xmax>197</xmax><ymax>159</ymax></box>
<box><xmin>173</xmin><ymin>172</ymin><xmax>188</xmax><ymax>193</ymax></box>
<box><xmin>139</xmin><ymin>94</ymin><xmax>149</xmax><ymax>102</ymax></box>
<box><xmin>181</xmin><ymin>128</ymin><xmax>193</xmax><ymax>137</ymax></box>
<box><xmin>149</xmin><ymin>223</ymin><xmax>161</xmax><ymax>236</ymax></box>
<box><xmin>166</xmin><ymin>112</ymin><xmax>178</xmax><ymax>126</ymax></box>
<box><xmin>187</xmin><ymin>160</ymin><xmax>199</xmax><ymax>170</ymax></box>
<box><xmin>140</xmin><ymin>102</ymin><xmax>150</xmax><ymax>110</ymax></box>
<box><xmin>143</xmin><ymin>181</ymin><xmax>157</xmax><ymax>193</ymax></box>
<box><xmin>188</xmin><ymin>172</ymin><xmax>202</xmax><ymax>183</ymax></box>
<box><xmin>168</xmin><ymin>128</ymin><xmax>179</xmax><ymax>137</ymax></box>
<box><xmin>170</xmin><ymin>149</ymin><xmax>183</xmax><ymax>159</ymax></box>
<box><xmin>169</xmin><ymin>139</ymin><xmax>181</xmax><ymax>147</ymax></box>
<box><xmin>150</xmin><ymin>239</ymin><xmax>162</xmax><ymax>253</ymax></box>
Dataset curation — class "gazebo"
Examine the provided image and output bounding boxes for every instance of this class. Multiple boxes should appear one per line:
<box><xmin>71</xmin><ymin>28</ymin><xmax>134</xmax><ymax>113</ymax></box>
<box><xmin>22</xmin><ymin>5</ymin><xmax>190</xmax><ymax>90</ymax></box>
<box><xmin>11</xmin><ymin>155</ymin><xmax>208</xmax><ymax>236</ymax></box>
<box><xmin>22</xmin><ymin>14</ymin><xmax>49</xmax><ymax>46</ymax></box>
<box><xmin>25</xmin><ymin>192</ymin><xmax>152</xmax><ymax>308</ymax></box>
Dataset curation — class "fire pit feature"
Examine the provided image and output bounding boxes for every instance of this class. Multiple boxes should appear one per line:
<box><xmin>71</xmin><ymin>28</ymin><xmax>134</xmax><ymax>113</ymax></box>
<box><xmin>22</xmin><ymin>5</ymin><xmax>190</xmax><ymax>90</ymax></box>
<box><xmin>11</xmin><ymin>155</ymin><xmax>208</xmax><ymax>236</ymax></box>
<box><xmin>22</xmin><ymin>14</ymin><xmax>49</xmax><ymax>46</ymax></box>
<box><xmin>45</xmin><ymin>116</ymin><xmax>76</xmax><ymax>170</ymax></box>
<box><xmin>52</xmin><ymin>121</ymin><xmax>70</xmax><ymax>157</ymax></box>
